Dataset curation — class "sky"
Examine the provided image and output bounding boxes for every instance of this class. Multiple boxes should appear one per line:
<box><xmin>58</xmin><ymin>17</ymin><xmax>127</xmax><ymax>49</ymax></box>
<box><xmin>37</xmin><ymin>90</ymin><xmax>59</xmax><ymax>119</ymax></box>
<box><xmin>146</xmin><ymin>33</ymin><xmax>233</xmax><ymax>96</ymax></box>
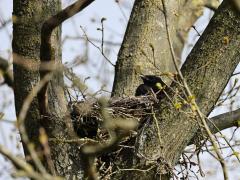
<box><xmin>0</xmin><ymin>0</ymin><xmax>240</xmax><ymax>179</ymax></box>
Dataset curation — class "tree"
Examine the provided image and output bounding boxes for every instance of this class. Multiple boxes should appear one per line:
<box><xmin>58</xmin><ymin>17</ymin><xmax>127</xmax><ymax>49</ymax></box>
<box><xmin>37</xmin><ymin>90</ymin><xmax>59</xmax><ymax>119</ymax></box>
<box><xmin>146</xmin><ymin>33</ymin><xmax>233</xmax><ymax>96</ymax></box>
<box><xmin>0</xmin><ymin>0</ymin><xmax>240</xmax><ymax>179</ymax></box>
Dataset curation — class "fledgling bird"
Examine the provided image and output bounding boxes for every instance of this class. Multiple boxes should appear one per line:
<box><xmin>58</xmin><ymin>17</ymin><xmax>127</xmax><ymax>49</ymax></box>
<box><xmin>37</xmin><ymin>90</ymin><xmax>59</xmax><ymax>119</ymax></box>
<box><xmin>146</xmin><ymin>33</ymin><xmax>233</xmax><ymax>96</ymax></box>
<box><xmin>135</xmin><ymin>75</ymin><xmax>166</xmax><ymax>98</ymax></box>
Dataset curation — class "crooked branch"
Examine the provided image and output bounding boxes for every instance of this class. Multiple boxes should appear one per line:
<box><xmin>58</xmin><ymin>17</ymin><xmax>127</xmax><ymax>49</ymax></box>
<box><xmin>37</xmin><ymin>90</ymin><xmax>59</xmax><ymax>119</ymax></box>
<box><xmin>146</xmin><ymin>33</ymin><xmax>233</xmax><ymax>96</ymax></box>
<box><xmin>38</xmin><ymin>0</ymin><xmax>95</xmax><ymax>114</ymax></box>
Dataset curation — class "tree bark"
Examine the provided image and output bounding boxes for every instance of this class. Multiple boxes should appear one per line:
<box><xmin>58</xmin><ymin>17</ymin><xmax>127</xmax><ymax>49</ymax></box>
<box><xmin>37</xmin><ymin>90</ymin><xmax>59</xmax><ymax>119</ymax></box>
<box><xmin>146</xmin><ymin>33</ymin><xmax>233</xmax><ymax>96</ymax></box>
<box><xmin>12</xmin><ymin>1</ymin><xmax>82</xmax><ymax>178</ymax></box>
<box><xmin>112</xmin><ymin>1</ymin><xmax>240</xmax><ymax>179</ymax></box>
<box><xmin>112</xmin><ymin>0</ymin><xmax>219</xmax><ymax>97</ymax></box>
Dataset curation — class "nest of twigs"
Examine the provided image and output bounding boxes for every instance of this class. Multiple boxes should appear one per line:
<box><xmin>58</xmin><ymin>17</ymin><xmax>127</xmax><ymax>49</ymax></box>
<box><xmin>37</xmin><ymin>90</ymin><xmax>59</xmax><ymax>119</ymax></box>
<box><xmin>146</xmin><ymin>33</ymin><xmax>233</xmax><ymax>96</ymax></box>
<box><xmin>69</xmin><ymin>96</ymin><xmax>157</xmax><ymax>139</ymax></box>
<box><xmin>69</xmin><ymin>96</ymin><xmax>158</xmax><ymax>178</ymax></box>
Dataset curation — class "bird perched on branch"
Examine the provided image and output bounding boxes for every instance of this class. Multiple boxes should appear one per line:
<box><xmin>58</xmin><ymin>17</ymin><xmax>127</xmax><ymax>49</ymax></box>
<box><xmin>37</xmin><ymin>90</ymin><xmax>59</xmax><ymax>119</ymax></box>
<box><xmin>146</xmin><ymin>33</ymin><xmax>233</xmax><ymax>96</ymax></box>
<box><xmin>135</xmin><ymin>75</ymin><xmax>167</xmax><ymax>98</ymax></box>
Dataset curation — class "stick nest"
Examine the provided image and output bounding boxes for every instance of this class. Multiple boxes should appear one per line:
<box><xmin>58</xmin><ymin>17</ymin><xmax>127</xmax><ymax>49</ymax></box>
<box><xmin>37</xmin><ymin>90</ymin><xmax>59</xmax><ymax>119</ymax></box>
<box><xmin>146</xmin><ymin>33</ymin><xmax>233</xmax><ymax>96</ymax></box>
<box><xmin>69</xmin><ymin>96</ymin><xmax>158</xmax><ymax>138</ymax></box>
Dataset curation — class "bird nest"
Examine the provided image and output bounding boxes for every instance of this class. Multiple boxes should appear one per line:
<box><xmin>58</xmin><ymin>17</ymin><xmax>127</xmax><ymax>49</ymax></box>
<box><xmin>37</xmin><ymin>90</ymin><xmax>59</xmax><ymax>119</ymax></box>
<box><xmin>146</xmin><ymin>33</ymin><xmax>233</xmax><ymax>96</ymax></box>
<box><xmin>69</xmin><ymin>96</ymin><xmax>158</xmax><ymax>139</ymax></box>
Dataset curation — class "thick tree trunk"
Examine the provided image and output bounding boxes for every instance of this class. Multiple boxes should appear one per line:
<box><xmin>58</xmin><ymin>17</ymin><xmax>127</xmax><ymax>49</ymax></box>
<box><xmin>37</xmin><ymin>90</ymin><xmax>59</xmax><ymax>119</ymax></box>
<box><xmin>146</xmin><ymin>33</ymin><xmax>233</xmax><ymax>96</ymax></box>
<box><xmin>112</xmin><ymin>1</ymin><xmax>240</xmax><ymax>179</ymax></box>
<box><xmin>112</xmin><ymin>0</ymin><xmax>219</xmax><ymax>97</ymax></box>
<box><xmin>12</xmin><ymin>1</ymin><xmax>82</xmax><ymax>178</ymax></box>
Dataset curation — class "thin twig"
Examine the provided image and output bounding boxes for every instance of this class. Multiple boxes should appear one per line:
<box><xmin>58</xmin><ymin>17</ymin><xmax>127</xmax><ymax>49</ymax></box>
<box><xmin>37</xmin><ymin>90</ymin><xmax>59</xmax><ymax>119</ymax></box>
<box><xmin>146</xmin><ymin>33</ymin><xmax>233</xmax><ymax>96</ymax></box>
<box><xmin>160</xmin><ymin>1</ymin><xmax>229</xmax><ymax>179</ymax></box>
<box><xmin>0</xmin><ymin>145</ymin><xmax>45</xmax><ymax>180</ymax></box>
<box><xmin>100</xmin><ymin>18</ymin><xmax>106</xmax><ymax>54</ymax></box>
<box><xmin>0</xmin><ymin>143</ymin><xmax>61</xmax><ymax>180</ymax></box>
<box><xmin>18</xmin><ymin>73</ymin><xmax>54</xmax><ymax>176</ymax></box>
<box><xmin>151</xmin><ymin>107</ymin><xmax>163</xmax><ymax>149</ymax></box>
<box><xmin>38</xmin><ymin>0</ymin><xmax>95</xmax><ymax>114</ymax></box>
<box><xmin>80</xmin><ymin>26</ymin><xmax>115</xmax><ymax>66</ymax></box>
<box><xmin>62</xmin><ymin>35</ymin><xmax>121</xmax><ymax>46</ymax></box>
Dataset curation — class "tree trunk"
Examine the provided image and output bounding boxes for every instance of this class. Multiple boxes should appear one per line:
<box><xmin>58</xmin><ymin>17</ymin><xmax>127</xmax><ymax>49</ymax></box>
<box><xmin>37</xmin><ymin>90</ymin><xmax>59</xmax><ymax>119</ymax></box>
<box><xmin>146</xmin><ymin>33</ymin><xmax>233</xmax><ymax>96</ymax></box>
<box><xmin>112</xmin><ymin>1</ymin><xmax>240</xmax><ymax>179</ymax></box>
<box><xmin>112</xmin><ymin>0</ymin><xmax>219</xmax><ymax>97</ymax></box>
<box><xmin>12</xmin><ymin>0</ymin><xmax>82</xmax><ymax>178</ymax></box>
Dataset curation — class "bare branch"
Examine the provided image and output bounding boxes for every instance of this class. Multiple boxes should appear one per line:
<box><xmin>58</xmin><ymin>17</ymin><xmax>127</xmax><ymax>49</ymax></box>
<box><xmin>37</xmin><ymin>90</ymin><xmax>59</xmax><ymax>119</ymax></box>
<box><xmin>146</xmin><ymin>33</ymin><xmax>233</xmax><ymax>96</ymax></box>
<box><xmin>18</xmin><ymin>73</ymin><xmax>54</xmax><ymax>175</ymax></box>
<box><xmin>0</xmin><ymin>56</ymin><xmax>13</xmax><ymax>88</ymax></box>
<box><xmin>62</xmin><ymin>35</ymin><xmax>121</xmax><ymax>46</ymax></box>
<box><xmin>161</xmin><ymin>0</ymin><xmax>229</xmax><ymax>178</ymax></box>
<box><xmin>209</xmin><ymin>109</ymin><xmax>239</xmax><ymax>133</ymax></box>
<box><xmin>38</xmin><ymin>0</ymin><xmax>95</xmax><ymax>114</ymax></box>
<box><xmin>0</xmin><ymin>145</ymin><xmax>62</xmax><ymax>180</ymax></box>
<box><xmin>189</xmin><ymin>108</ymin><xmax>240</xmax><ymax>146</ymax></box>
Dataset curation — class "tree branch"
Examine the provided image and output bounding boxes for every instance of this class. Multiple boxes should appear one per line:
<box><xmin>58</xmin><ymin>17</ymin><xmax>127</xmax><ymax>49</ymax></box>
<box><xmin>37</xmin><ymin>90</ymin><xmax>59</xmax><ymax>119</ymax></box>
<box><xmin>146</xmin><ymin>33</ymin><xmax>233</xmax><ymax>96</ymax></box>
<box><xmin>188</xmin><ymin>108</ymin><xmax>240</xmax><ymax>146</ymax></box>
<box><xmin>38</xmin><ymin>0</ymin><xmax>95</xmax><ymax>114</ymax></box>
<box><xmin>0</xmin><ymin>57</ymin><xmax>13</xmax><ymax>88</ymax></box>
<box><xmin>36</xmin><ymin>0</ymin><xmax>96</xmax><ymax>177</ymax></box>
<box><xmin>110</xmin><ymin>1</ymin><xmax>240</xmax><ymax>178</ymax></box>
<box><xmin>0</xmin><ymin>145</ymin><xmax>61</xmax><ymax>180</ymax></box>
<box><xmin>209</xmin><ymin>109</ymin><xmax>239</xmax><ymax>133</ymax></box>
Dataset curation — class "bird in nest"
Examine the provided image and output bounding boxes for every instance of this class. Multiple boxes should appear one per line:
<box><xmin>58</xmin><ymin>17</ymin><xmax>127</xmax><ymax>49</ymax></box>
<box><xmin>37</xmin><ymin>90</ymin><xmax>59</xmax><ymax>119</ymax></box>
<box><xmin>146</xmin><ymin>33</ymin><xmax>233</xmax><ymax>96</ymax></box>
<box><xmin>135</xmin><ymin>75</ymin><xmax>167</xmax><ymax>99</ymax></box>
